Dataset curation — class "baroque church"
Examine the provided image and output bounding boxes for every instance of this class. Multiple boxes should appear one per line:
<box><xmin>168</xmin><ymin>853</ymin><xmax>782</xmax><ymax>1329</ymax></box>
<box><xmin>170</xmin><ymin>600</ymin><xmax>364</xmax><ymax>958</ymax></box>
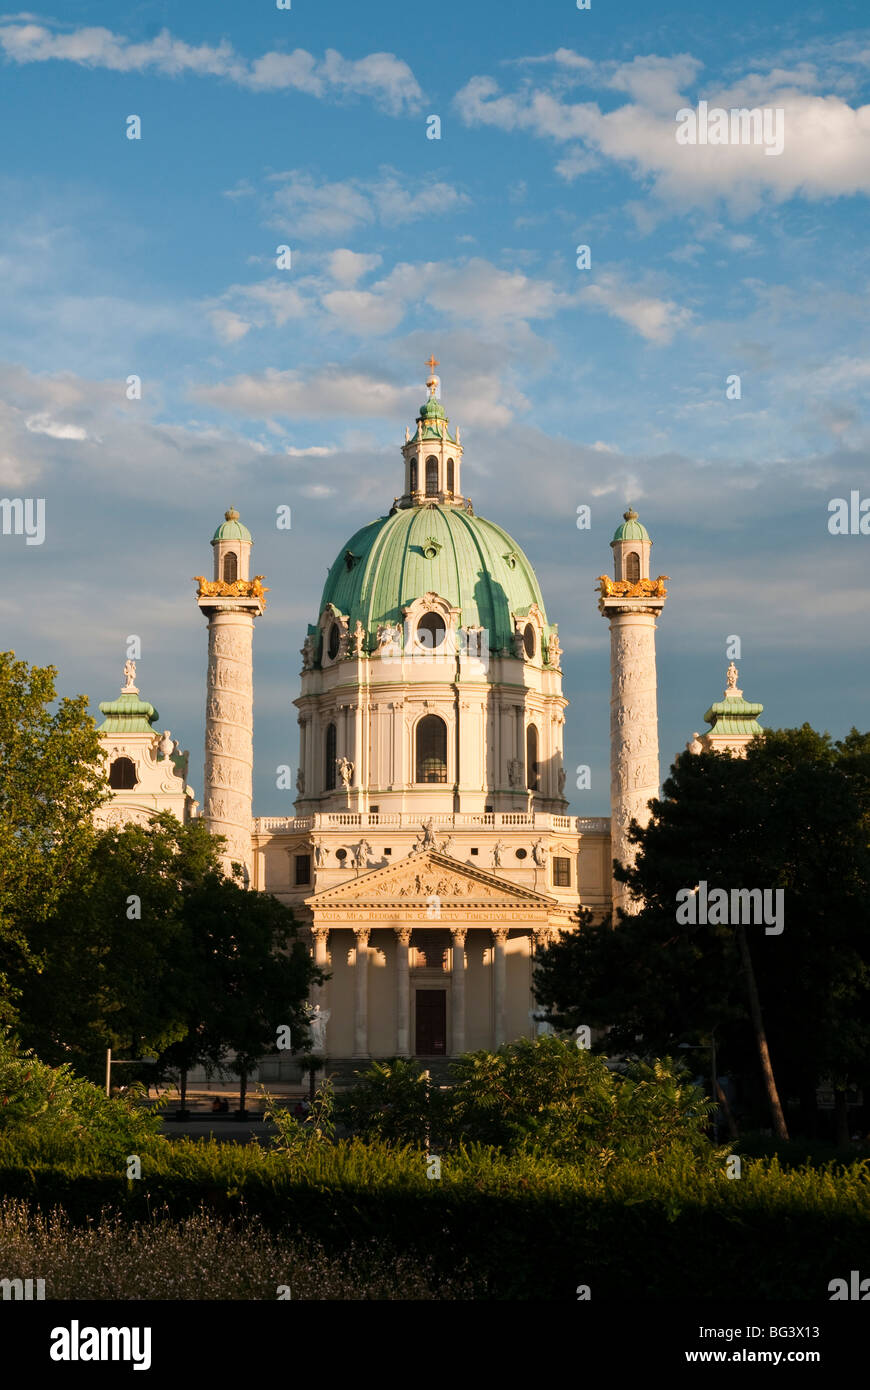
<box><xmin>93</xmin><ymin>362</ymin><xmax>763</xmax><ymax>1073</ymax></box>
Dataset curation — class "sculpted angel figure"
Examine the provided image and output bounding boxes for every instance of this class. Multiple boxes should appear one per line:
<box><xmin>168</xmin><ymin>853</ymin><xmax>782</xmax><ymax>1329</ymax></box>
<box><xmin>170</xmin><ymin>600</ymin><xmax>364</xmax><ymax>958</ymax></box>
<box><xmin>336</xmin><ymin>756</ymin><xmax>354</xmax><ymax>790</ymax></box>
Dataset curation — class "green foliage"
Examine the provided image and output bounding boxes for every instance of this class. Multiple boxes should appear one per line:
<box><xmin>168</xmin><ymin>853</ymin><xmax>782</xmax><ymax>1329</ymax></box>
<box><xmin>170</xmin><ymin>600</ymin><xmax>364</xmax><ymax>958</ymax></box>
<box><xmin>262</xmin><ymin>1077</ymin><xmax>337</xmax><ymax>1153</ymax></box>
<box><xmin>0</xmin><ymin>651</ymin><xmax>107</xmax><ymax>1017</ymax></box>
<box><xmin>0</xmin><ymin>1032</ymin><xmax>161</xmax><ymax>1166</ymax></box>
<box><xmin>336</xmin><ymin>1058</ymin><xmax>438</xmax><ymax>1146</ymax></box>
<box><xmin>339</xmin><ymin>1038</ymin><xmax>713</xmax><ymax>1162</ymax></box>
<box><xmin>11</xmin><ymin>813</ymin><xmax>319</xmax><ymax>1088</ymax></box>
<box><xmin>534</xmin><ymin>725</ymin><xmax>870</xmax><ymax>1129</ymax></box>
<box><xmin>445</xmin><ymin>1038</ymin><xmax>714</xmax><ymax>1162</ymax></box>
<box><xmin>0</xmin><ymin>1131</ymin><xmax>867</xmax><ymax>1299</ymax></box>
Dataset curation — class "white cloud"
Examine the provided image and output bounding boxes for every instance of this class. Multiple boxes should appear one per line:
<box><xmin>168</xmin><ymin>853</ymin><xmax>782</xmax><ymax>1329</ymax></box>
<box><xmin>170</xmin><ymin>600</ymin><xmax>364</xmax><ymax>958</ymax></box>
<box><xmin>267</xmin><ymin>169</ymin><xmax>468</xmax><ymax>240</ymax></box>
<box><xmin>454</xmin><ymin>54</ymin><xmax>870</xmax><ymax>209</ymax></box>
<box><xmin>582</xmin><ymin>272</ymin><xmax>692</xmax><ymax>343</ymax></box>
<box><xmin>327</xmin><ymin>249</ymin><xmax>383</xmax><ymax>286</ymax></box>
<box><xmin>25</xmin><ymin>413</ymin><xmax>88</xmax><ymax>440</ymax></box>
<box><xmin>209</xmin><ymin>310</ymin><xmax>251</xmax><ymax>344</ymax></box>
<box><xmin>286</xmin><ymin>445</ymin><xmax>335</xmax><ymax>458</ymax></box>
<box><xmin>0</xmin><ymin>23</ymin><xmax>423</xmax><ymax>115</ymax></box>
<box><xmin>190</xmin><ymin>366</ymin><xmax>418</xmax><ymax>420</ymax></box>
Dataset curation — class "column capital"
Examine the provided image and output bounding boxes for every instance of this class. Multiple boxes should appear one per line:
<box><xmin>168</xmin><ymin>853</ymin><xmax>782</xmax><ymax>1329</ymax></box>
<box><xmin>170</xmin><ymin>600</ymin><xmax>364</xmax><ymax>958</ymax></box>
<box><xmin>311</xmin><ymin>926</ymin><xmax>330</xmax><ymax>944</ymax></box>
<box><xmin>492</xmin><ymin>926</ymin><xmax>510</xmax><ymax>945</ymax></box>
<box><xmin>451</xmin><ymin>927</ymin><xmax>468</xmax><ymax>947</ymax></box>
<box><xmin>533</xmin><ymin>927</ymin><xmax>555</xmax><ymax>948</ymax></box>
<box><xmin>394</xmin><ymin>926</ymin><xmax>412</xmax><ymax>946</ymax></box>
<box><xmin>354</xmin><ymin>926</ymin><xmax>371</xmax><ymax>947</ymax></box>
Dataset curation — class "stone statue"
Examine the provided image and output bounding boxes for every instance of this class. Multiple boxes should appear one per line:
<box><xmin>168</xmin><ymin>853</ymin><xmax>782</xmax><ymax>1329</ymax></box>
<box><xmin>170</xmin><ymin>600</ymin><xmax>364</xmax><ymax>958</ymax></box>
<box><xmin>529</xmin><ymin>1008</ymin><xmax>554</xmax><ymax>1038</ymax></box>
<box><xmin>308</xmin><ymin>1004</ymin><xmax>330</xmax><ymax>1053</ymax></box>
<box><xmin>352</xmin><ymin>839</ymin><xmax>372</xmax><ymax>869</ymax></box>
<box><xmin>351</xmin><ymin>620</ymin><xmax>366</xmax><ymax>657</ymax></box>
<box><xmin>557</xmin><ymin>766</ymin><xmax>566</xmax><ymax>795</ymax></box>
<box><xmin>512</xmin><ymin>629</ymin><xmax>525</xmax><ymax>659</ymax></box>
<box><xmin>313</xmin><ymin>839</ymin><xmax>326</xmax><ymax>867</ymax></box>
<box><xmin>377</xmin><ymin>623</ymin><xmax>402</xmax><ymax>661</ymax></box>
<box><xmin>438</xmin><ymin>835</ymin><xmax>454</xmax><ymax>857</ymax></box>
<box><xmin>508</xmin><ymin>758</ymin><xmax>523</xmax><ymax>788</ymax></box>
<box><xmin>336</xmin><ymin>756</ymin><xmax>354</xmax><ymax>790</ymax></box>
<box><xmin>726</xmin><ymin>661</ymin><xmax>739</xmax><ymax>691</ymax></box>
<box><xmin>296</xmin><ymin>768</ymin><xmax>305</xmax><ymax>795</ymax></box>
<box><xmin>532</xmin><ymin>838</ymin><xmax>547</xmax><ymax>867</ymax></box>
<box><xmin>122</xmin><ymin>659</ymin><xmax>137</xmax><ymax>691</ymax></box>
<box><xmin>492</xmin><ymin>840</ymin><xmax>505</xmax><ymax>868</ymax></box>
<box><xmin>547</xmin><ymin>631</ymin><xmax>562</xmax><ymax>666</ymax></box>
<box><xmin>300</xmin><ymin>635</ymin><xmax>316</xmax><ymax>670</ymax></box>
<box><xmin>417</xmin><ymin>817</ymin><xmax>437</xmax><ymax>851</ymax></box>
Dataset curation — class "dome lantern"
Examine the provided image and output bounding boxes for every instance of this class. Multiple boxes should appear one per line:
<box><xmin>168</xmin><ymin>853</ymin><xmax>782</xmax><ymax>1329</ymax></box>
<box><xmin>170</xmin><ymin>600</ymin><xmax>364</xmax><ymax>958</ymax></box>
<box><xmin>610</xmin><ymin>504</ymin><xmax>652</xmax><ymax>582</ymax></box>
<box><xmin>398</xmin><ymin>357</ymin><xmax>464</xmax><ymax>508</ymax></box>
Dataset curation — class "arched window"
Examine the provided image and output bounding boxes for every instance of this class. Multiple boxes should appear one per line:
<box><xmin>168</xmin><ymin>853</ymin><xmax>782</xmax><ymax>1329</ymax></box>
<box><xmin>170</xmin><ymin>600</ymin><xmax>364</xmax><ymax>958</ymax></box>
<box><xmin>425</xmin><ymin>457</ymin><xmax>438</xmax><ymax>495</ymax></box>
<box><xmin>109</xmin><ymin>756</ymin><xmax>137</xmax><ymax>790</ymax></box>
<box><xmin>409</xmin><ymin>457</ymin><xmax>418</xmax><ymax>492</ymax></box>
<box><xmin>324</xmin><ymin>723</ymin><xmax>337</xmax><ymax>790</ymax></box>
<box><xmin>523</xmin><ymin>623</ymin><xmax>536</xmax><ymax>659</ymax></box>
<box><xmin>625</xmin><ymin>551</ymin><xmax>640</xmax><ymax>583</ymax></box>
<box><xmin>526</xmin><ymin>725</ymin><xmax>539</xmax><ymax>791</ymax></box>
<box><xmin>327</xmin><ymin>623</ymin><xmax>340</xmax><ymax>661</ymax></box>
<box><xmin>417</xmin><ymin>612</ymin><xmax>446</xmax><ymax>650</ymax></box>
<box><xmin>416</xmin><ymin>715</ymin><xmax>447</xmax><ymax>783</ymax></box>
<box><xmin>446</xmin><ymin>458</ymin><xmax>455</xmax><ymax>494</ymax></box>
<box><xmin>223</xmin><ymin>551</ymin><xmax>238</xmax><ymax>583</ymax></box>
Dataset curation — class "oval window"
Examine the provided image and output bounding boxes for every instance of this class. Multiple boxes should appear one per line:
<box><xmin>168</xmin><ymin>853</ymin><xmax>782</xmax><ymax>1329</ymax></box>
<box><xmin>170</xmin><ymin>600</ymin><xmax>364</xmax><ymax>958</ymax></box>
<box><xmin>523</xmin><ymin>623</ymin><xmax>536</xmax><ymax>659</ymax></box>
<box><xmin>417</xmin><ymin>613</ymin><xmax>446</xmax><ymax>649</ymax></box>
<box><xmin>327</xmin><ymin>623</ymin><xmax>340</xmax><ymax>660</ymax></box>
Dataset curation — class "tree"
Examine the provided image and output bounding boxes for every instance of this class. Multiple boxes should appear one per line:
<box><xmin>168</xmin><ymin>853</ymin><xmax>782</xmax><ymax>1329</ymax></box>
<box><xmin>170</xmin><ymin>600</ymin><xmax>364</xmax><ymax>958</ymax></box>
<box><xmin>0</xmin><ymin>652</ymin><xmax>107</xmax><ymax>1020</ymax></box>
<box><xmin>171</xmin><ymin>871</ymin><xmax>320</xmax><ymax>1115</ymax></box>
<box><xmin>14</xmin><ymin>814</ymin><xmax>219</xmax><ymax>1080</ymax></box>
<box><xmin>534</xmin><ymin>727</ymin><xmax>870</xmax><ymax>1142</ymax></box>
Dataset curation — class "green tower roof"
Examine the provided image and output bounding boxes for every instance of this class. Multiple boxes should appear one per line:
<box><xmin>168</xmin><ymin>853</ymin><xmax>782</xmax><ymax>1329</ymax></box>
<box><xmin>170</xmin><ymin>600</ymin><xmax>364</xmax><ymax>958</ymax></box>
<box><xmin>612</xmin><ymin>506</ymin><xmax>650</xmax><ymax>544</ymax></box>
<box><xmin>212</xmin><ymin>505</ymin><xmax>252</xmax><ymax>544</ymax></box>
<box><xmin>419</xmin><ymin>397</ymin><xmax>447</xmax><ymax>420</ymax></box>
<box><xmin>316</xmin><ymin>504</ymin><xmax>551</xmax><ymax>654</ymax></box>
<box><xmin>97</xmin><ymin>692</ymin><xmax>159</xmax><ymax>734</ymax></box>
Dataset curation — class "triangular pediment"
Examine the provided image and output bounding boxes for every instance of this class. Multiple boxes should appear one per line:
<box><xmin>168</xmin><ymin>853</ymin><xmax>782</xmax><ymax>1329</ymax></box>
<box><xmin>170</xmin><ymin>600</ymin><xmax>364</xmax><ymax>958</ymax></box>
<box><xmin>306</xmin><ymin>850</ymin><xmax>557</xmax><ymax>909</ymax></box>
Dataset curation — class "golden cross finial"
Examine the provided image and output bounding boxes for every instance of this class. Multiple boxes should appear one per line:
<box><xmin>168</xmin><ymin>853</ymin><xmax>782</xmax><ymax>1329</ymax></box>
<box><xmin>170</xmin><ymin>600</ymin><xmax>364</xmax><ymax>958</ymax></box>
<box><xmin>425</xmin><ymin>355</ymin><xmax>439</xmax><ymax>373</ymax></box>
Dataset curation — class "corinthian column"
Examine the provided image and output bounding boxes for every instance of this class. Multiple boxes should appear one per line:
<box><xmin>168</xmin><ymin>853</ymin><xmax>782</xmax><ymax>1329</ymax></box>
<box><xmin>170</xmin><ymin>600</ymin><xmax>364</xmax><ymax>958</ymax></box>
<box><xmin>492</xmin><ymin>927</ymin><xmax>509</xmax><ymax>1048</ymax></box>
<box><xmin>451</xmin><ymin>928</ymin><xmax>467</xmax><ymax>1056</ymax></box>
<box><xmin>395</xmin><ymin>927</ymin><xmax>411</xmax><ymax>1056</ymax></box>
<box><xmin>353</xmin><ymin>927</ymin><xmax>371</xmax><ymax>1058</ymax></box>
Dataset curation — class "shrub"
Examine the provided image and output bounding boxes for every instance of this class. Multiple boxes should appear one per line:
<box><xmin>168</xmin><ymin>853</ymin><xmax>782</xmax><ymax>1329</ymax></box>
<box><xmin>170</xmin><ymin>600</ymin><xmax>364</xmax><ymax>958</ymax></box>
<box><xmin>0</xmin><ymin>1031</ymin><xmax>161</xmax><ymax>1165</ymax></box>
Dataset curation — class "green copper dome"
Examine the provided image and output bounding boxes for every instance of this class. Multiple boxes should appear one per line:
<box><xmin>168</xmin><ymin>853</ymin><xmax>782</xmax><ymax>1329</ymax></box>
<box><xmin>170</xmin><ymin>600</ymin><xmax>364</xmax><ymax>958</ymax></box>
<box><xmin>316</xmin><ymin>504</ymin><xmax>551</xmax><ymax>653</ymax></box>
<box><xmin>212</xmin><ymin>506</ymin><xmax>252</xmax><ymax>544</ymax></box>
<box><xmin>419</xmin><ymin>397</ymin><xmax>446</xmax><ymax>420</ymax></box>
<box><xmin>97</xmin><ymin>692</ymin><xmax>159</xmax><ymax>734</ymax></box>
<box><xmin>611</xmin><ymin>506</ymin><xmax>650</xmax><ymax>544</ymax></box>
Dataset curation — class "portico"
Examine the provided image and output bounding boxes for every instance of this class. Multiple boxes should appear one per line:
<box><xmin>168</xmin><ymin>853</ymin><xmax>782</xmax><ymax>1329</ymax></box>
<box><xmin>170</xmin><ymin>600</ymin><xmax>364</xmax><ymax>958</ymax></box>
<box><xmin>304</xmin><ymin>849</ymin><xmax>557</xmax><ymax>1059</ymax></box>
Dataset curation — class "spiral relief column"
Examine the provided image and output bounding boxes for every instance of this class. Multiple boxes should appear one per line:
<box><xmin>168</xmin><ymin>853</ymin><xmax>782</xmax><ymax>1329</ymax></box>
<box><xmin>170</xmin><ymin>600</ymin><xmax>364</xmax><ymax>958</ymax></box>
<box><xmin>598</xmin><ymin>508</ymin><xmax>668</xmax><ymax>918</ymax></box>
<box><xmin>194</xmin><ymin>507</ymin><xmax>267</xmax><ymax>884</ymax></box>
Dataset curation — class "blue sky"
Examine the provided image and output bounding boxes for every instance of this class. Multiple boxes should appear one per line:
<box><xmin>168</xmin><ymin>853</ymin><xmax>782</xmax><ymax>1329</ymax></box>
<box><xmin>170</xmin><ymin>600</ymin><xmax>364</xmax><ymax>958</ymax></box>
<box><xmin>0</xmin><ymin>1</ymin><xmax>868</xmax><ymax>815</ymax></box>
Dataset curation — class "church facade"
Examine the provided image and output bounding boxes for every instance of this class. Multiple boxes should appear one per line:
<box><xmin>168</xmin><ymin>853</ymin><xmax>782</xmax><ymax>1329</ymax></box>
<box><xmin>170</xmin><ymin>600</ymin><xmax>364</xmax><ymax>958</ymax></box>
<box><xmin>95</xmin><ymin>364</ymin><xmax>762</xmax><ymax>1072</ymax></box>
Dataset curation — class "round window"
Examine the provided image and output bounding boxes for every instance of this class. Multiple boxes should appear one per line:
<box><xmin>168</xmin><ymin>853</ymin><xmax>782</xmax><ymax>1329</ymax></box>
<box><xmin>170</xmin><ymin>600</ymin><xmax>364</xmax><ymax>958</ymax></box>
<box><xmin>327</xmin><ymin>623</ymin><xmax>340</xmax><ymax>660</ymax></box>
<box><xmin>515</xmin><ymin>847</ymin><xmax>528</xmax><ymax>860</ymax></box>
<box><xmin>523</xmin><ymin>623</ymin><xmax>536</xmax><ymax>659</ymax></box>
<box><xmin>336</xmin><ymin>848</ymin><xmax>347</xmax><ymax>861</ymax></box>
